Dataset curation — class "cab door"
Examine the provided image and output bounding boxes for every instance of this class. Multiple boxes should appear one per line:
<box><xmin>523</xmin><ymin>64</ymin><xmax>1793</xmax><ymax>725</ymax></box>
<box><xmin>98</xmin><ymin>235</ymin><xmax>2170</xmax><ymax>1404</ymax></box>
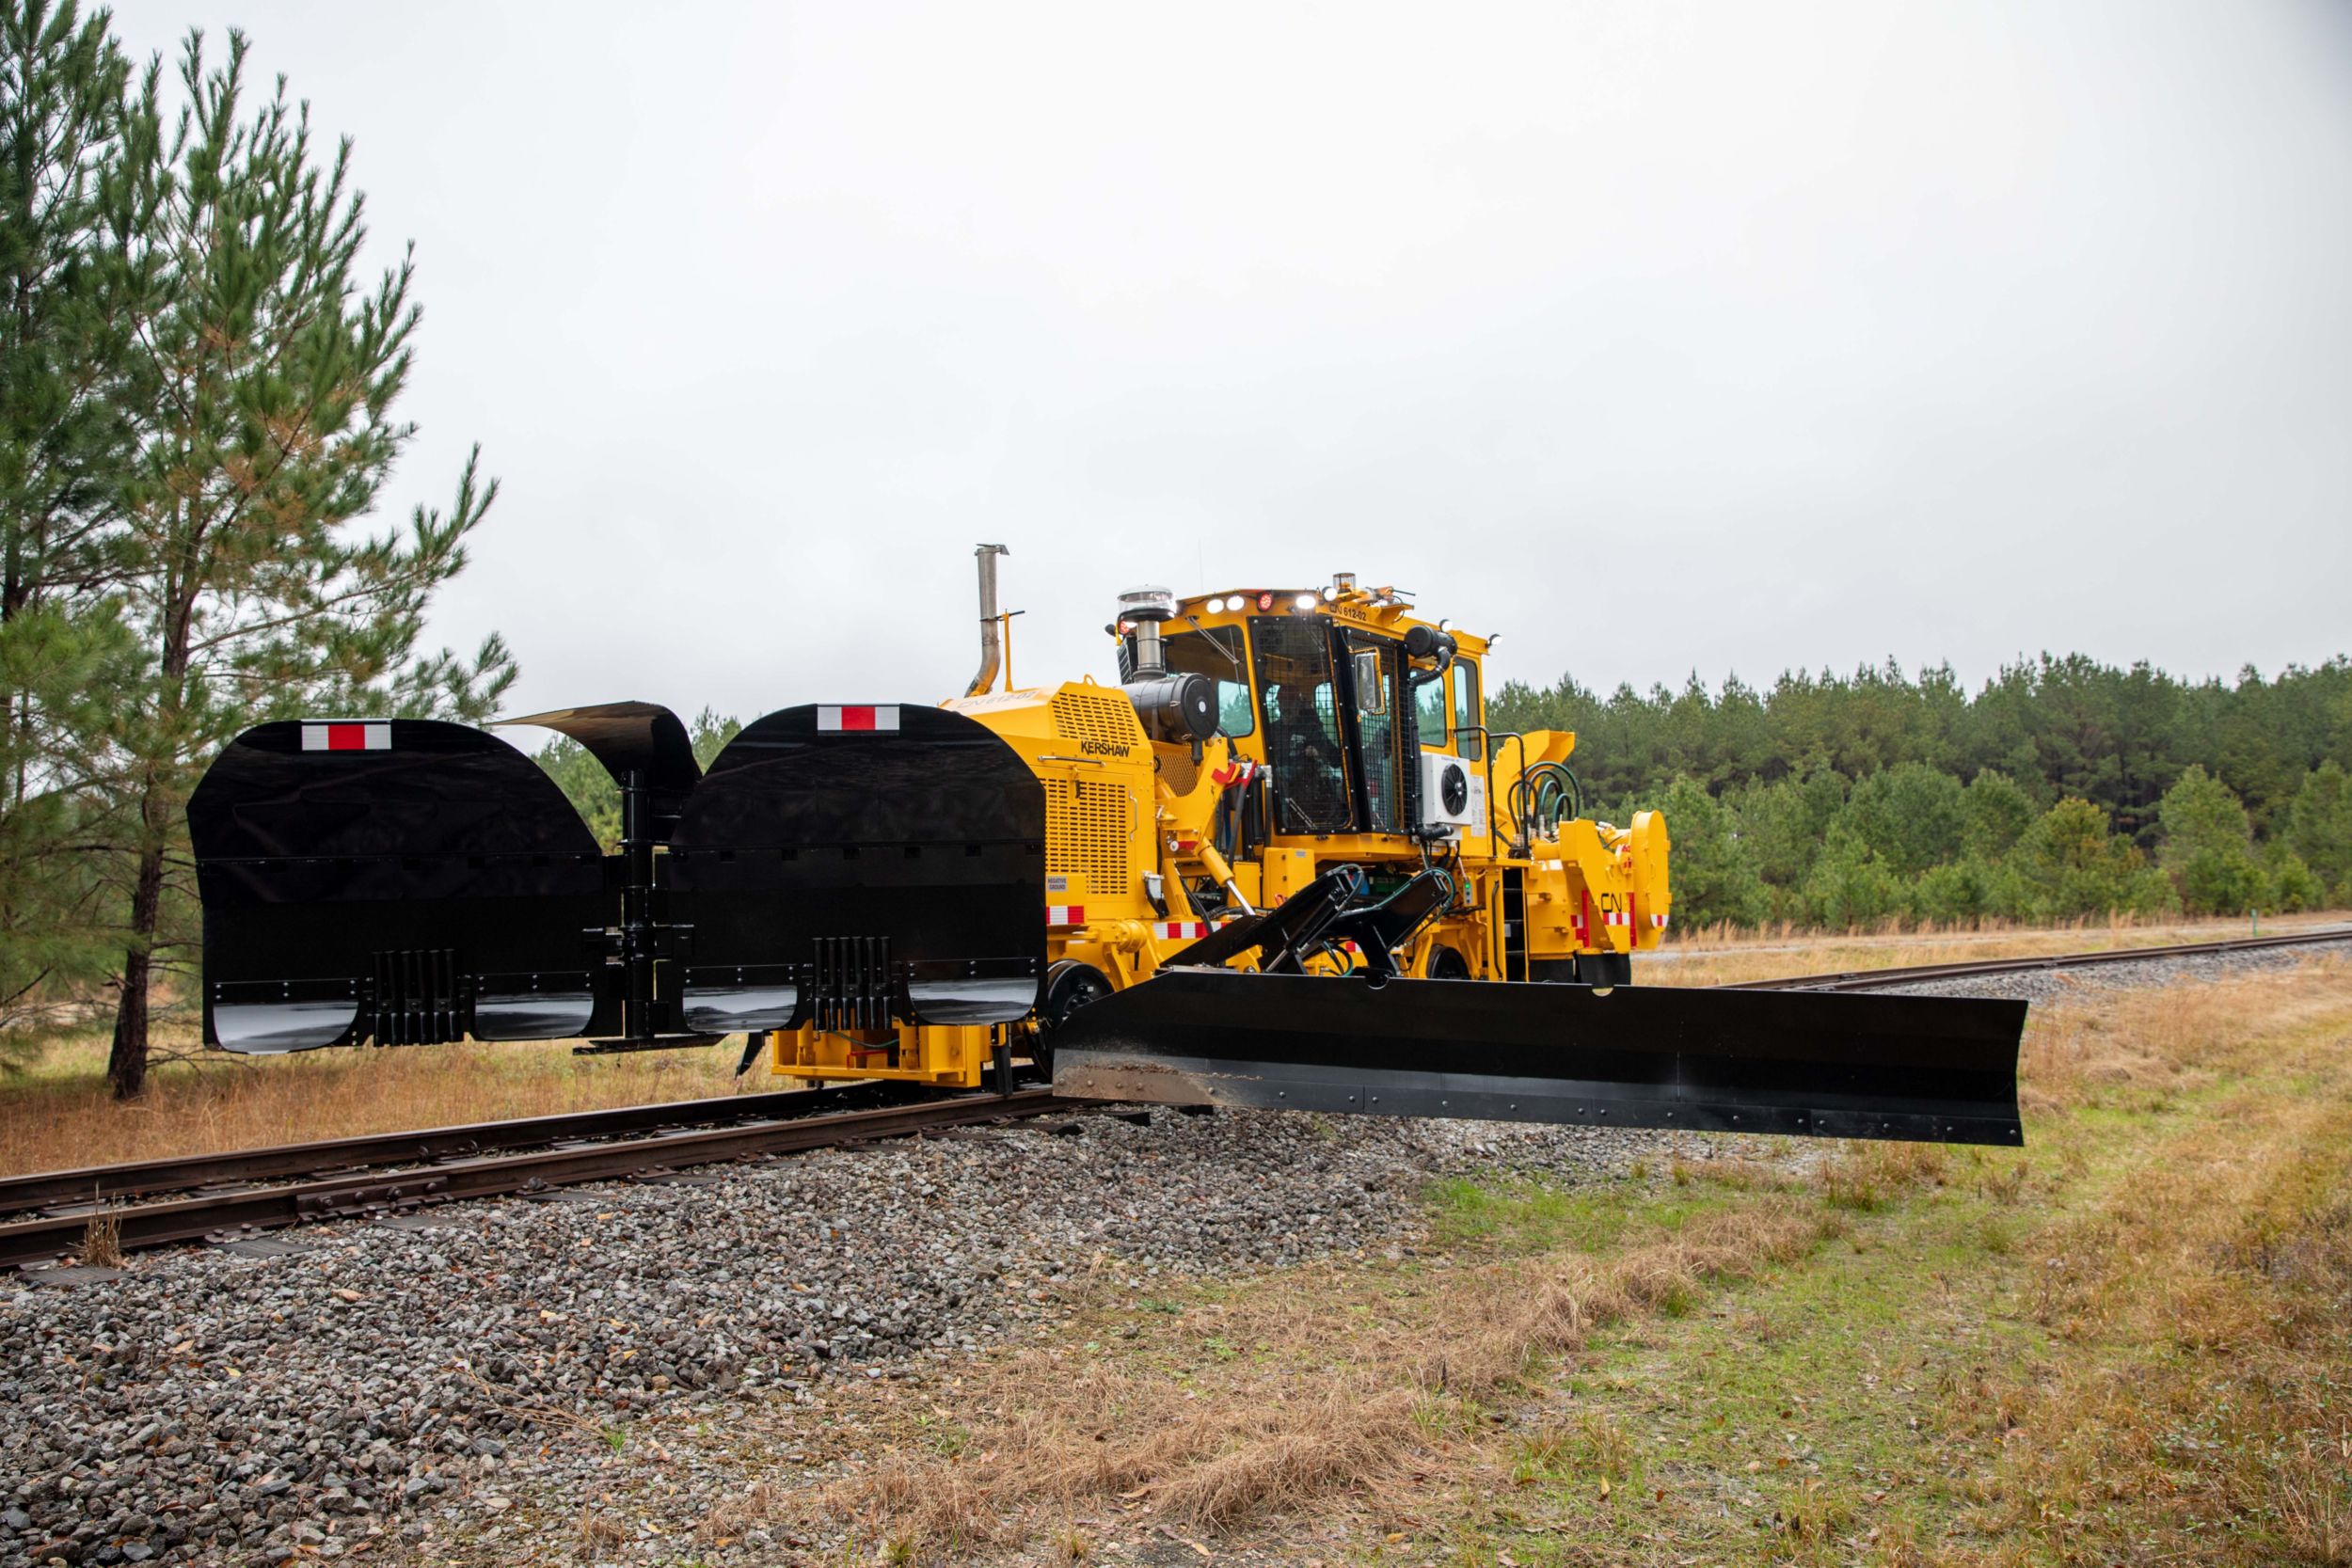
<box><xmin>1338</xmin><ymin>627</ymin><xmax>1407</xmax><ymax>835</ymax></box>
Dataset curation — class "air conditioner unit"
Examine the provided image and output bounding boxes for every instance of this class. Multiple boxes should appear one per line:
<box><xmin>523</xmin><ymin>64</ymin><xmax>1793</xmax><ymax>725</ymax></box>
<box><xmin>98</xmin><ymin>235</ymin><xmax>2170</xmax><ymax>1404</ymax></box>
<box><xmin>1419</xmin><ymin>752</ymin><xmax>1477</xmax><ymax>833</ymax></box>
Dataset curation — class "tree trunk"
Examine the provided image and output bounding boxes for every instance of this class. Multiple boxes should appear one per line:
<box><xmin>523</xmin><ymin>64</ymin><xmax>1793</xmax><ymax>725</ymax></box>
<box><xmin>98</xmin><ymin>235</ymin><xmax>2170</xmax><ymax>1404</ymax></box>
<box><xmin>106</xmin><ymin>786</ymin><xmax>167</xmax><ymax>1100</ymax></box>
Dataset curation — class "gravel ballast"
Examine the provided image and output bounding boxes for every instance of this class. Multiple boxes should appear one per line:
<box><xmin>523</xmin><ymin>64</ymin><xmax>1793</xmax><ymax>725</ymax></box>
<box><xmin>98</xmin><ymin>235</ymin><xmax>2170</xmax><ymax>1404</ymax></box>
<box><xmin>0</xmin><ymin>1107</ymin><xmax>1680</xmax><ymax>1566</ymax></box>
<box><xmin>3</xmin><ymin>937</ymin><xmax>2344</xmax><ymax>1566</ymax></box>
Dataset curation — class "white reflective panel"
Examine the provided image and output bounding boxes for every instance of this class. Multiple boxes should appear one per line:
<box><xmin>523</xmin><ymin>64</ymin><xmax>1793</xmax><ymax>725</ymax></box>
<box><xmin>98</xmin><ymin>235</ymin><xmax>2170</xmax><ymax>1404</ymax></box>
<box><xmin>474</xmin><ymin>991</ymin><xmax>597</xmax><ymax>1041</ymax></box>
<box><xmin>213</xmin><ymin>1001</ymin><xmax>359</xmax><ymax>1054</ymax></box>
<box><xmin>682</xmin><ymin>984</ymin><xmax>801</xmax><ymax>1035</ymax></box>
<box><xmin>906</xmin><ymin>976</ymin><xmax>1036</xmax><ymax>1026</ymax></box>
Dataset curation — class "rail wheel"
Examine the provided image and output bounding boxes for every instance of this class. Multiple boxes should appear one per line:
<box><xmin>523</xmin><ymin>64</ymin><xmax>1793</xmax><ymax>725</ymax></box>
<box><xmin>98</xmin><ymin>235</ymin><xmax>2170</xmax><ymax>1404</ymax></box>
<box><xmin>1028</xmin><ymin>959</ymin><xmax>1115</xmax><ymax>1074</ymax></box>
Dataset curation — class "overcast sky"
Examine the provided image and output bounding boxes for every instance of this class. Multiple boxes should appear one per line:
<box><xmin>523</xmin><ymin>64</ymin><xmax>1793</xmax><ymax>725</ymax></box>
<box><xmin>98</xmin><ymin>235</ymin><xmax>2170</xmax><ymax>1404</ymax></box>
<box><xmin>108</xmin><ymin>0</ymin><xmax>2352</xmax><ymax>721</ymax></box>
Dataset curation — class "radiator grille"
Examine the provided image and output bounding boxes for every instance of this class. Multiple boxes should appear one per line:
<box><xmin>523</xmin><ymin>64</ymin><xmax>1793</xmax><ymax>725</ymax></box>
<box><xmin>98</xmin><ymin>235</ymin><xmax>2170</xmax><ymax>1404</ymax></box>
<box><xmin>1045</xmin><ymin>776</ymin><xmax>1129</xmax><ymax>894</ymax></box>
<box><xmin>1049</xmin><ymin>689</ymin><xmax>1144</xmax><ymax>751</ymax></box>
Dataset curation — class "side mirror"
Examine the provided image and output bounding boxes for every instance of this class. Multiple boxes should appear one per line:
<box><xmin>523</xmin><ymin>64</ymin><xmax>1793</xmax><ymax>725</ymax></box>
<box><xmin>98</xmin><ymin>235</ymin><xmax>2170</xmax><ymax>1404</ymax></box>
<box><xmin>1352</xmin><ymin>647</ymin><xmax>1387</xmax><ymax>714</ymax></box>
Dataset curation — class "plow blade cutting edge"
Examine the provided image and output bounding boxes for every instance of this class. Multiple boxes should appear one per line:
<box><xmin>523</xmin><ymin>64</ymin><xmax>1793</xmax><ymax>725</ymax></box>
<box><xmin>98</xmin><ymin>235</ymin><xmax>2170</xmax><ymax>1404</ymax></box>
<box><xmin>1051</xmin><ymin>969</ymin><xmax>2026</xmax><ymax>1146</ymax></box>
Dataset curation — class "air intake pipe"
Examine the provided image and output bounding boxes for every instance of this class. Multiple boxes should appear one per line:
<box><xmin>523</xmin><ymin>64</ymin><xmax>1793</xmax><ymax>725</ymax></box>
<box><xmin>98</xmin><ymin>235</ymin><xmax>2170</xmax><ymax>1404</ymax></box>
<box><xmin>965</xmin><ymin>544</ymin><xmax>1009</xmax><ymax>698</ymax></box>
<box><xmin>1117</xmin><ymin>585</ymin><xmax>1219</xmax><ymax>743</ymax></box>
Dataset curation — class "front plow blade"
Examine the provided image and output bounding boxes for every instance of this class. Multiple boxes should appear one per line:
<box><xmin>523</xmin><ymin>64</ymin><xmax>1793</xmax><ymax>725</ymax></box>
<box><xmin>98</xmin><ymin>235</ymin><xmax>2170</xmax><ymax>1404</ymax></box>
<box><xmin>1052</xmin><ymin>971</ymin><xmax>2025</xmax><ymax>1146</ymax></box>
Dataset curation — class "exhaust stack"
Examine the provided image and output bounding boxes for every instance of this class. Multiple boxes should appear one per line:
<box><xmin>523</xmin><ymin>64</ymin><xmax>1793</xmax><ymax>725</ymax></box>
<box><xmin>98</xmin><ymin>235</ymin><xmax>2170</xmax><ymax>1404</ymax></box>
<box><xmin>966</xmin><ymin>544</ymin><xmax>1010</xmax><ymax>698</ymax></box>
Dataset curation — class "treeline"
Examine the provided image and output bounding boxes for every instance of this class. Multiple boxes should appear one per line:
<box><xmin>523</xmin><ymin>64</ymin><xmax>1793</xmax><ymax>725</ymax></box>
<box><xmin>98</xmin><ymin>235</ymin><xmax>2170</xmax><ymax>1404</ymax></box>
<box><xmin>0</xmin><ymin>4</ymin><xmax>501</xmax><ymax>1089</ymax></box>
<box><xmin>1491</xmin><ymin>655</ymin><xmax>2352</xmax><ymax>928</ymax></box>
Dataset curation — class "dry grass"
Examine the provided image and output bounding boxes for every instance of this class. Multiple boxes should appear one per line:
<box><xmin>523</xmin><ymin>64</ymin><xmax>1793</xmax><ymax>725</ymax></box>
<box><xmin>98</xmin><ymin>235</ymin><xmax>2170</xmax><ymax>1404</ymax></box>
<box><xmin>1645</xmin><ymin>908</ymin><xmax>2347</xmax><ymax>989</ymax></box>
<box><xmin>0</xmin><ymin>1026</ymin><xmax>751</xmax><ymax>1179</ymax></box>
<box><xmin>701</xmin><ymin>1195</ymin><xmax>1876</xmax><ymax>1555</ymax></box>
<box><xmin>1938</xmin><ymin>965</ymin><xmax>2352</xmax><ymax>1566</ymax></box>
<box><xmin>2017</xmin><ymin>955</ymin><xmax>2352</xmax><ymax>1117</ymax></box>
<box><xmin>78</xmin><ymin>1206</ymin><xmax>124</xmax><ymax>1268</ymax></box>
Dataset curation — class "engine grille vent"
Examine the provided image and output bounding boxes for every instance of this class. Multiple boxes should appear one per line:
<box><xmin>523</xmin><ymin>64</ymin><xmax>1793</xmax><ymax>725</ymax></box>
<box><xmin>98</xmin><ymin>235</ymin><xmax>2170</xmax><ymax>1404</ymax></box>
<box><xmin>1048</xmin><ymin>689</ymin><xmax>1144</xmax><ymax>751</ymax></box>
<box><xmin>1044</xmin><ymin>776</ymin><xmax>1129</xmax><ymax>894</ymax></box>
<box><xmin>1159</xmin><ymin>746</ymin><xmax>1200</xmax><ymax>796</ymax></box>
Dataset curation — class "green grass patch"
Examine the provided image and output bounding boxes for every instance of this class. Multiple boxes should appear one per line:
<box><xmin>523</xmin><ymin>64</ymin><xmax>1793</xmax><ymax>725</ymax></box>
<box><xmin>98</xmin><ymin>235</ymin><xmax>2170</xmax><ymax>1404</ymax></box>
<box><xmin>1425</xmin><ymin>1173</ymin><xmax>1737</xmax><ymax>1254</ymax></box>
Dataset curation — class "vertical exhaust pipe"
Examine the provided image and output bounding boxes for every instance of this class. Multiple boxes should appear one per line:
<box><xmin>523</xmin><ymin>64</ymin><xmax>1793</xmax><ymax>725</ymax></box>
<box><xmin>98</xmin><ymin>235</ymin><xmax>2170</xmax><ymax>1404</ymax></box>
<box><xmin>966</xmin><ymin>544</ymin><xmax>1009</xmax><ymax>698</ymax></box>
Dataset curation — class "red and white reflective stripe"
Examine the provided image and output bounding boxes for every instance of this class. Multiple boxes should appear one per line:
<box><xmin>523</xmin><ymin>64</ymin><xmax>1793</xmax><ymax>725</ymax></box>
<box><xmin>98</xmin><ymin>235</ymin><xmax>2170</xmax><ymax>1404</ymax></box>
<box><xmin>1604</xmin><ymin>908</ymin><xmax>1630</xmax><ymax>928</ymax></box>
<box><xmin>1046</xmin><ymin>904</ymin><xmax>1087</xmax><ymax>927</ymax></box>
<box><xmin>1152</xmin><ymin>921</ymin><xmax>1207</xmax><ymax>940</ymax></box>
<box><xmin>302</xmin><ymin>721</ymin><xmax>389</xmax><ymax>752</ymax></box>
<box><xmin>1650</xmin><ymin>912</ymin><xmax>1669</xmax><ymax>929</ymax></box>
<box><xmin>817</xmin><ymin>705</ymin><xmax>900</xmax><ymax>732</ymax></box>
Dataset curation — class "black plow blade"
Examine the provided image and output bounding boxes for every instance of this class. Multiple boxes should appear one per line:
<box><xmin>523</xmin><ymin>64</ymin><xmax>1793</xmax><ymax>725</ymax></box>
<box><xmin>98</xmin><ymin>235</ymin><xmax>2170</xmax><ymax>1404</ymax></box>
<box><xmin>189</xmin><ymin>718</ymin><xmax>614</xmax><ymax>1053</ymax></box>
<box><xmin>1051</xmin><ymin>970</ymin><xmax>2026</xmax><ymax>1146</ymax></box>
<box><xmin>189</xmin><ymin>701</ymin><xmax>1049</xmax><ymax>1053</ymax></box>
<box><xmin>666</xmin><ymin>704</ymin><xmax>1046</xmax><ymax>1035</ymax></box>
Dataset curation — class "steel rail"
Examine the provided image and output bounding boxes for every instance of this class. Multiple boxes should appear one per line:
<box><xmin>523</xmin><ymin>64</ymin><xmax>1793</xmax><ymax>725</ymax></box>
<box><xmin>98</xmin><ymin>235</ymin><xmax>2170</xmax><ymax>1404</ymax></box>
<box><xmin>0</xmin><ymin>1080</ymin><xmax>941</xmax><ymax>1219</ymax></box>
<box><xmin>1727</xmin><ymin>925</ymin><xmax>2351</xmax><ymax>992</ymax></box>
<box><xmin>2</xmin><ymin>1089</ymin><xmax>1075</xmax><ymax>1272</ymax></box>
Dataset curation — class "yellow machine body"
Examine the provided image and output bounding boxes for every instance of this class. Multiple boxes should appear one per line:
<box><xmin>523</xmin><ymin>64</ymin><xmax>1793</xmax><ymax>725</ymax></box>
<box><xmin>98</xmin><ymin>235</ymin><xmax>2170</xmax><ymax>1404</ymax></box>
<box><xmin>769</xmin><ymin>584</ymin><xmax>1670</xmax><ymax>1088</ymax></box>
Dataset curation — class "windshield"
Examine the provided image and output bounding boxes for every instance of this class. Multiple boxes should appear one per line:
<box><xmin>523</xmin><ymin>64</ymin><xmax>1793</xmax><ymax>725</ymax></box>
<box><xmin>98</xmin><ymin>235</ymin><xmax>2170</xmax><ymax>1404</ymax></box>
<box><xmin>1162</xmin><ymin>627</ymin><xmax>1254</xmax><ymax>737</ymax></box>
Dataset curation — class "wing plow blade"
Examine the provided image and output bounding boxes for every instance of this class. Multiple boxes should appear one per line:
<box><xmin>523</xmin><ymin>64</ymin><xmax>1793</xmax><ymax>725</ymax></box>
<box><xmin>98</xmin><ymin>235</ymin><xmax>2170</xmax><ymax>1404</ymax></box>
<box><xmin>1051</xmin><ymin>970</ymin><xmax>2026</xmax><ymax>1147</ymax></box>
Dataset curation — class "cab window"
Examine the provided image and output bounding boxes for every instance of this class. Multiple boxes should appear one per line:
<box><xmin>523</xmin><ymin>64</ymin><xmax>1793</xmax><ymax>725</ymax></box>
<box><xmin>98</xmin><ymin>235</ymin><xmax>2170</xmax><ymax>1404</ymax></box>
<box><xmin>1454</xmin><ymin>660</ymin><xmax>1483</xmax><ymax>761</ymax></box>
<box><xmin>1163</xmin><ymin>627</ymin><xmax>1253</xmax><ymax>737</ymax></box>
<box><xmin>1348</xmin><ymin>636</ymin><xmax>1403</xmax><ymax>833</ymax></box>
<box><xmin>1414</xmin><ymin>668</ymin><xmax>1448</xmax><ymax>749</ymax></box>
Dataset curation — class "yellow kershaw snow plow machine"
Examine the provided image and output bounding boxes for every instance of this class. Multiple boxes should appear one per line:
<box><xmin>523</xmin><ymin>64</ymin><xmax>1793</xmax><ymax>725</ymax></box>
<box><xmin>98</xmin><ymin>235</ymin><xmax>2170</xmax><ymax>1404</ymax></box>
<box><xmin>187</xmin><ymin>548</ymin><xmax>2025</xmax><ymax>1147</ymax></box>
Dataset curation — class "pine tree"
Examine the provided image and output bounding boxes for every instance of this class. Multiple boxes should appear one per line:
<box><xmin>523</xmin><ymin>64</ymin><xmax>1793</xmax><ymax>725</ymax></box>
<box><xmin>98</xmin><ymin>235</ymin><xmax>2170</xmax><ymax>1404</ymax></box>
<box><xmin>1649</xmin><ymin>776</ymin><xmax>1767</xmax><ymax>928</ymax></box>
<box><xmin>2287</xmin><ymin>761</ymin><xmax>2352</xmax><ymax>901</ymax></box>
<box><xmin>2155</xmin><ymin>766</ymin><xmax>2264</xmax><ymax>915</ymax></box>
<box><xmin>2011</xmin><ymin>798</ymin><xmax>2175</xmax><ymax>921</ymax></box>
<box><xmin>102</xmin><ymin>30</ymin><xmax>512</xmax><ymax>1097</ymax></box>
<box><xmin>0</xmin><ymin>0</ymin><xmax>141</xmax><ymax>1061</ymax></box>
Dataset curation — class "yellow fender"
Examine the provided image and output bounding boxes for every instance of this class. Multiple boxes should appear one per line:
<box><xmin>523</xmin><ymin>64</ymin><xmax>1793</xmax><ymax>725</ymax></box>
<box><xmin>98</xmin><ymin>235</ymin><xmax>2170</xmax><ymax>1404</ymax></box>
<box><xmin>1629</xmin><ymin>808</ymin><xmax>1672</xmax><ymax>946</ymax></box>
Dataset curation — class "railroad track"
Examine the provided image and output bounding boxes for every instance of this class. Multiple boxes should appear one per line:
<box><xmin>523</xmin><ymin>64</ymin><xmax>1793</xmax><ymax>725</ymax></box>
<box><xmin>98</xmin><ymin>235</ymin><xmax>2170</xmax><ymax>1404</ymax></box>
<box><xmin>0</xmin><ymin>1078</ymin><xmax>935</xmax><ymax>1220</ymax></box>
<box><xmin>3</xmin><ymin>1087</ymin><xmax>1077</xmax><ymax>1274</ymax></box>
<box><xmin>1731</xmin><ymin>924</ymin><xmax>2350</xmax><ymax>991</ymax></box>
<box><xmin>8</xmin><ymin>925</ymin><xmax>2343</xmax><ymax>1275</ymax></box>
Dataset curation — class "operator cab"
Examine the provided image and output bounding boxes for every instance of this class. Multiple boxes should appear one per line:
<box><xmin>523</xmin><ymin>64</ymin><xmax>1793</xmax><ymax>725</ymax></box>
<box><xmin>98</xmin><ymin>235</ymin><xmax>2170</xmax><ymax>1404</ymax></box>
<box><xmin>1119</xmin><ymin>575</ymin><xmax>1486</xmax><ymax>847</ymax></box>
